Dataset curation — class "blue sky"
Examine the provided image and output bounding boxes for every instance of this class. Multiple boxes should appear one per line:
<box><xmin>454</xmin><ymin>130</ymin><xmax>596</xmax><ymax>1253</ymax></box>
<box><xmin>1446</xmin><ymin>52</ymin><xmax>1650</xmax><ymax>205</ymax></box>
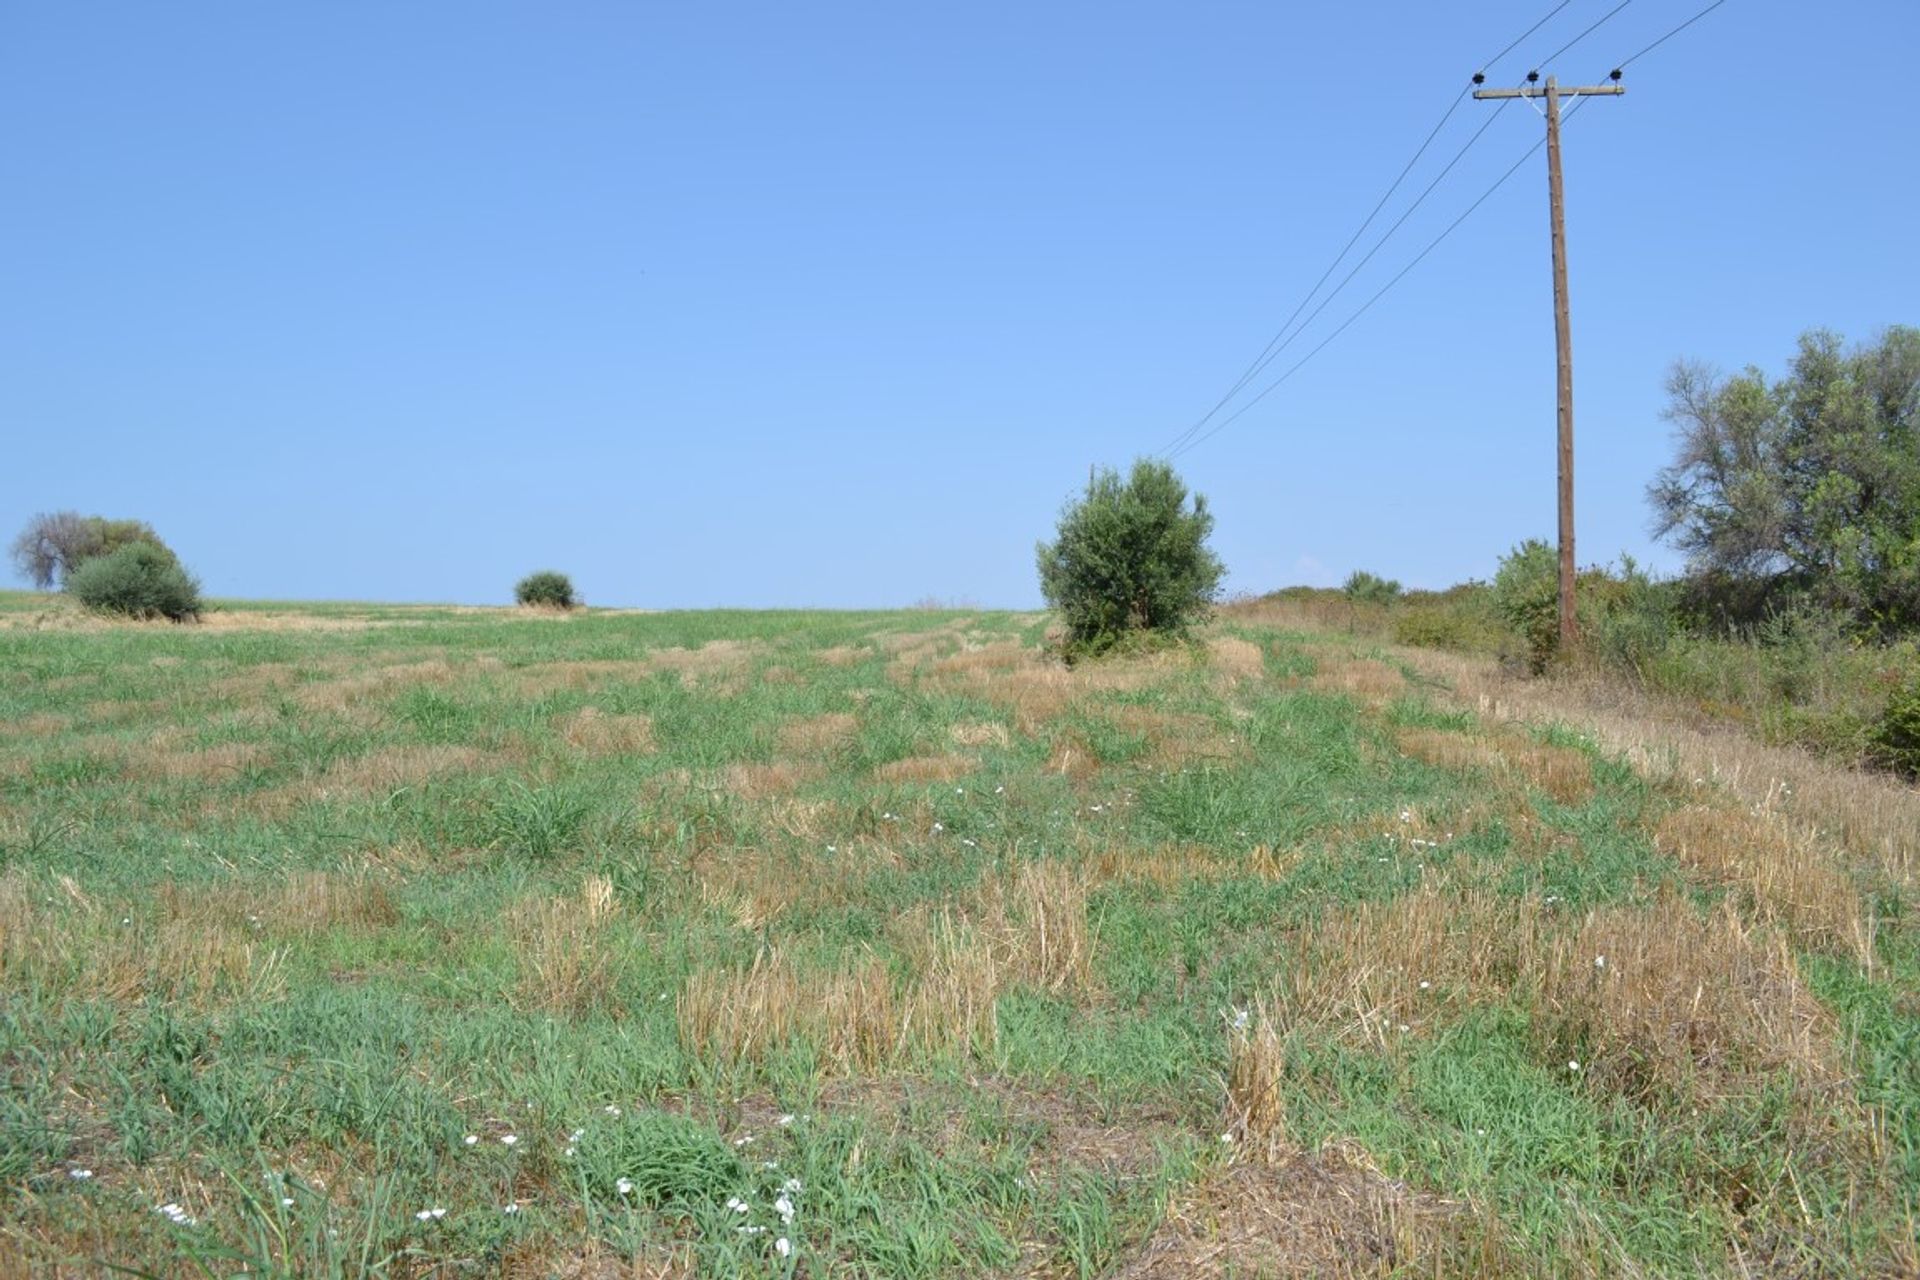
<box><xmin>3</xmin><ymin>1</ymin><xmax>1914</xmax><ymax>608</ymax></box>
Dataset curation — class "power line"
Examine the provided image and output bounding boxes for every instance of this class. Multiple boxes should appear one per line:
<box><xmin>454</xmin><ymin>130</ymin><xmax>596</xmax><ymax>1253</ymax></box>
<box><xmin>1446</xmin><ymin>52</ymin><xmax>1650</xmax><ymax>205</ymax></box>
<box><xmin>1153</xmin><ymin>91</ymin><xmax>1472</xmax><ymax>458</ymax></box>
<box><xmin>1532</xmin><ymin>0</ymin><xmax>1636</xmax><ymax>72</ymax></box>
<box><xmin>1154</xmin><ymin>0</ymin><xmax>1599</xmax><ymax>458</ymax></box>
<box><xmin>1159</xmin><ymin>96</ymin><xmax>1517</xmax><ymax>457</ymax></box>
<box><xmin>1615</xmin><ymin>0</ymin><xmax>1728</xmax><ymax>70</ymax></box>
<box><xmin>1168</xmin><ymin>97</ymin><xmax>1597</xmax><ymax>462</ymax></box>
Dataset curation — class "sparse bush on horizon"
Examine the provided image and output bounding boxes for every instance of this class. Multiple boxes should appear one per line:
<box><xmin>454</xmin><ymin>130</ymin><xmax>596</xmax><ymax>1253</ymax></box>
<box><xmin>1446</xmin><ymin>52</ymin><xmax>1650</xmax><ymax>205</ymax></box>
<box><xmin>1341</xmin><ymin>570</ymin><xmax>1402</xmax><ymax>605</ymax></box>
<box><xmin>65</xmin><ymin>541</ymin><xmax>201</xmax><ymax>621</ymax></box>
<box><xmin>1036</xmin><ymin>458</ymin><xmax>1224</xmax><ymax>658</ymax></box>
<box><xmin>515</xmin><ymin>569</ymin><xmax>579</xmax><ymax>610</ymax></box>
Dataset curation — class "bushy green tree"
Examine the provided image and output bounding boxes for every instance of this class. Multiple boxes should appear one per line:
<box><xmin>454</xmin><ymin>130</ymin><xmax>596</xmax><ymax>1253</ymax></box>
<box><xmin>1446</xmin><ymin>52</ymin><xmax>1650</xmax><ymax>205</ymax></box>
<box><xmin>1342</xmin><ymin>570</ymin><xmax>1402</xmax><ymax>605</ymax></box>
<box><xmin>1036</xmin><ymin>459</ymin><xmax>1224</xmax><ymax>657</ymax></box>
<box><xmin>1649</xmin><ymin>326</ymin><xmax>1920</xmax><ymax>630</ymax></box>
<box><xmin>66</xmin><ymin>542</ymin><xmax>201</xmax><ymax>621</ymax></box>
<box><xmin>10</xmin><ymin>511</ymin><xmax>177</xmax><ymax>589</ymax></box>
<box><xmin>515</xmin><ymin>570</ymin><xmax>579</xmax><ymax>609</ymax></box>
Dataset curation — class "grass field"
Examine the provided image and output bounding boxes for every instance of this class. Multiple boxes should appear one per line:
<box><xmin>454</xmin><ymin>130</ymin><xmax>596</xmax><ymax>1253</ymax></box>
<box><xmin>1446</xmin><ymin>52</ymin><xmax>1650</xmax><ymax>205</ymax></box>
<box><xmin>1</xmin><ymin>591</ymin><xmax>1915</xmax><ymax>1277</ymax></box>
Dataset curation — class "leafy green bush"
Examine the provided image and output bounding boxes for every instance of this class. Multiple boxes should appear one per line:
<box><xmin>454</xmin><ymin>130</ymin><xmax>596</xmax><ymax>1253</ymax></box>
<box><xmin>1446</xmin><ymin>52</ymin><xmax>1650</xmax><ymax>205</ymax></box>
<box><xmin>1869</xmin><ymin>669</ymin><xmax>1920</xmax><ymax>779</ymax></box>
<box><xmin>1393</xmin><ymin>605</ymin><xmax>1499</xmax><ymax>653</ymax></box>
<box><xmin>65</xmin><ymin>542</ymin><xmax>201</xmax><ymax>621</ymax></box>
<box><xmin>514</xmin><ymin>570</ymin><xmax>578</xmax><ymax>610</ymax></box>
<box><xmin>1492</xmin><ymin>540</ymin><xmax>1561</xmax><ymax>673</ymax></box>
<box><xmin>1342</xmin><ymin>570</ymin><xmax>1402</xmax><ymax>605</ymax></box>
<box><xmin>1036</xmin><ymin>459</ymin><xmax>1224</xmax><ymax>658</ymax></box>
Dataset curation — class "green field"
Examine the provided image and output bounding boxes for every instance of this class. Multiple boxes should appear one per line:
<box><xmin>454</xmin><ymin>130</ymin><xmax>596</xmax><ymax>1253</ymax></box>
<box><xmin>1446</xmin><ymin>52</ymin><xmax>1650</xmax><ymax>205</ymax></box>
<box><xmin>1</xmin><ymin>593</ymin><xmax>1913</xmax><ymax>1277</ymax></box>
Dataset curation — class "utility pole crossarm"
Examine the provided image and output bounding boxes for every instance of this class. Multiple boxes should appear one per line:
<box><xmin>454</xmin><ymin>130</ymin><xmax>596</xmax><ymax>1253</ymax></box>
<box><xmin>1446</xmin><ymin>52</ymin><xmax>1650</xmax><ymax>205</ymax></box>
<box><xmin>1472</xmin><ymin>84</ymin><xmax>1625</xmax><ymax>100</ymax></box>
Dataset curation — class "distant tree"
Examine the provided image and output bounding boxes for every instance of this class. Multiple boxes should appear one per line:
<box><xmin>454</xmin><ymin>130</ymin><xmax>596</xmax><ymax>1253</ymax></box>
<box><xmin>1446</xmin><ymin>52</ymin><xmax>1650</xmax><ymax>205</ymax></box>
<box><xmin>9</xmin><ymin>511</ymin><xmax>176</xmax><ymax>589</ymax></box>
<box><xmin>1649</xmin><ymin>327</ymin><xmax>1920</xmax><ymax>630</ymax></box>
<box><xmin>1036</xmin><ymin>459</ymin><xmax>1224</xmax><ymax>657</ymax></box>
<box><xmin>515</xmin><ymin>570</ymin><xmax>579</xmax><ymax>610</ymax></box>
<box><xmin>1342</xmin><ymin>570</ymin><xmax>1402</xmax><ymax>605</ymax></box>
<box><xmin>66</xmin><ymin>542</ymin><xmax>201</xmax><ymax>621</ymax></box>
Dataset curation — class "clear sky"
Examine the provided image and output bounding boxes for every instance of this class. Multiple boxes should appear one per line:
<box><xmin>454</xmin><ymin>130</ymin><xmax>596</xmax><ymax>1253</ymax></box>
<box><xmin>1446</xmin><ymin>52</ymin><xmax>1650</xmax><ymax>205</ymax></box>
<box><xmin>3</xmin><ymin>1</ymin><xmax>1914</xmax><ymax>608</ymax></box>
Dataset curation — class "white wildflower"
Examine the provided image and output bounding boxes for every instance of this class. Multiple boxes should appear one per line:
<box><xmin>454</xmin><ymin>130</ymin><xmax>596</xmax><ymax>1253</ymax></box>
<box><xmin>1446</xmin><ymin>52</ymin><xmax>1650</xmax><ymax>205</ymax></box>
<box><xmin>69</xmin><ymin>1168</ymin><xmax>93</xmax><ymax>1180</ymax></box>
<box><xmin>1593</xmin><ymin>955</ymin><xmax>1606</xmax><ymax>970</ymax></box>
<box><xmin>463</xmin><ymin>1134</ymin><xmax>479</xmax><ymax>1146</ymax></box>
<box><xmin>774</xmin><ymin>1194</ymin><xmax>795</xmax><ymax>1223</ymax></box>
<box><xmin>1568</xmin><ymin>1060</ymin><xmax>1581</xmax><ymax>1072</ymax></box>
<box><xmin>777</xmin><ymin>1114</ymin><xmax>796</xmax><ymax>1127</ymax></box>
<box><xmin>775</xmin><ymin>1236</ymin><xmax>793</xmax><ymax>1258</ymax></box>
<box><xmin>500</xmin><ymin>1134</ymin><xmax>518</xmax><ymax>1146</ymax></box>
<box><xmin>616</xmin><ymin>1177</ymin><xmax>634</xmax><ymax>1196</ymax></box>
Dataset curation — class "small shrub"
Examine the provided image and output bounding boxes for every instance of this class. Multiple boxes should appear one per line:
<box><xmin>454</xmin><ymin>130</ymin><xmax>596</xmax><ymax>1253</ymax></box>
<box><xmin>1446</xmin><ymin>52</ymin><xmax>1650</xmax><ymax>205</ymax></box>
<box><xmin>65</xmin><ymin>543</ymin><xmax>201</xmax><ymax>621</ymax></box>
<box><xmin>1870</xmin><ymin>669</ymin><xmax>1920</xmax><ymax>779</ymax></box>
<box><xmin>514</xmin><ymin>570</ymin><xmax>578</xmax><ymax>610</ymax></box>
<box><xmin>1341</xmin><ymin>570</ymin><xmax>1401</xmax><ymax>605</ymax></box>
<box><xmin>1393</xmin><ymin>605</ymin><xmax>1490</xmax><ymax>652</ymax></box>
<box><xmin>1492</xmin><ymin>539</ymin><xmax>1561</xmax><ymax>674</ymax></box>
<box><xmin>1036</xmin><ymin>459</ymin><xmax>1224</xmax><ymax>658</ymax></box>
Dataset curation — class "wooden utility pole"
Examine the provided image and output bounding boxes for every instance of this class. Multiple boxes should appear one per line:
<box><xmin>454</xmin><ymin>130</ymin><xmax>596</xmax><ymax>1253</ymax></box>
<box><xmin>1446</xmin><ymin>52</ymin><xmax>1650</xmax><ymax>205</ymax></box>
<box><xmin>1474</xmin><ymin>72</ymin><xmax>1623</xmax><ymax>649</ymax></box>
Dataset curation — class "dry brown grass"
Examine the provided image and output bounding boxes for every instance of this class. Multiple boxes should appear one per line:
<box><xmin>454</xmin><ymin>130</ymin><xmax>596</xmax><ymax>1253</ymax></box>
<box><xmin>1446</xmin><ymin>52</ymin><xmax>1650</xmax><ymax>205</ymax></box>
<box><xmin>0</xmin><ymin>872</ymin><xmax>284</xmax><ymax>1006</ymax></box>
<box><xmin>557</xmin><ymin>706</ymin><xmax>657</xmax><ymax>755</ymax></box>
<box><xmin>1396</xmin><ymin>725</ymin><xmax>1595</xmax><ymax>807</ymax></box>
<box><xmin>908</xmin><ymin>640</ymin><xmax>1175</xmax><ymax>733</ymax></box>
<box><xmin>874</xmin><ymin>753</ymin><xmax>976</xmax><ymax>784</ymax></box>
<box><xmin>1206</xmin><ymin>634</ymin><xmax>1267</xmax><ymax>682</ymax></box>
<box><xmin>680</xmin><ymin>861</ymin><xmax>1096</xmax><ymax>1072</ymax></box>
<box><xmin>985</xmin><ymin>860</ymin><xmax>1097</xmax><ymax>994</ymax></box>
<box><xmin>1308</xmin><ymin>652</ymin><xmax>1407</xmax><ymax>704</ymax></box>
<box><xmin>815</xmin><ymin>644</ymin><xmax>866</xmax><ymax>667</ymax></box>
<box><xmin>1224</xmin><ymin>1000</ymin><xmax>1290</xmax><ymax>1161</ymax></box>
<box><xmin>774</xmin><ymin>712</ymin><xmax>859</xmax><ymax>757</ymax></box>
<box><xmin>510</xmin><ymin>659</ymin><xmax>657</xmax><ymax>696</ymax></box>
<box><xmin>127</xmin><ymin>739</ymin><xmax>273</xmax><ymax>784</ymax></box>
<box><xmin>948</xmin><ymin>720</ymin><xmax>1011</xmax><ymax>749</ymax></box>
<box><xmin>0</xmin><ymin>712</ymin><xmax>69</xmax><ymax>738</ymax></box>
<box><xmin>677</xmin><ymin>949</ymin><xmax>905</xmax><ymax>1071</ymax></box>
<box><xmin>1044</xmin><ymin>732</ymin><xmax>1100</xmax><ymax>782</ymax></box>
<box><xmin>1275</xmin><ymin>882</ymin><xmax>1842</xmax><ymax>1108</ymax></box>
<box><xmin>321</xmin><ymin>744</ymin><xmax>495</xmax><ymax>792</ymax></box>
<box><xmin>292</xmin><ymin>659</ymin><xmax>458</xmax><ymax>712</ymax></box>
<box><xmin>1113</xmin><ymin>1142</ymin><xmax>1502</xmax><ymax>1279</ymax></box>
<box><xmin>1654</xmin><ymin>805</ymin><xmax>1874</xmax><ymax>964</ymax></box>
<box><xmin>1542</xmin><ymin>897</ymin><xmax>1841</xmax><ymax>1105</ymax></box>
<box><xmin>713</xmin><ymin>760</ymin><xmax>819</xmax><ymax>801</ymax></box>
<box><xmin>513</xmin><ymin>875</ymin><xmax>624</xmax><ymax>1018</ymax></box>
<box><xmin>1395</xmin><ymin>645</ymin><xmax>1920</xmax><ymax>893</ymax></box>
<box><xmin>1099</xmin><ymin>703</ymin><xmax>1248</xmax><ymax>770</ymax></box>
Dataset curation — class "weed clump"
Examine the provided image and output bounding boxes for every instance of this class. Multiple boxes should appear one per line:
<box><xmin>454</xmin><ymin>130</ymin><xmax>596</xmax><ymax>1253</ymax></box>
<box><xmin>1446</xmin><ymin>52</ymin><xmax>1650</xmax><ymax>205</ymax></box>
<box><xmin>514</xmin><ymin>569</ymin><xmax>578</xmax><ymax>610</ymax></box>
